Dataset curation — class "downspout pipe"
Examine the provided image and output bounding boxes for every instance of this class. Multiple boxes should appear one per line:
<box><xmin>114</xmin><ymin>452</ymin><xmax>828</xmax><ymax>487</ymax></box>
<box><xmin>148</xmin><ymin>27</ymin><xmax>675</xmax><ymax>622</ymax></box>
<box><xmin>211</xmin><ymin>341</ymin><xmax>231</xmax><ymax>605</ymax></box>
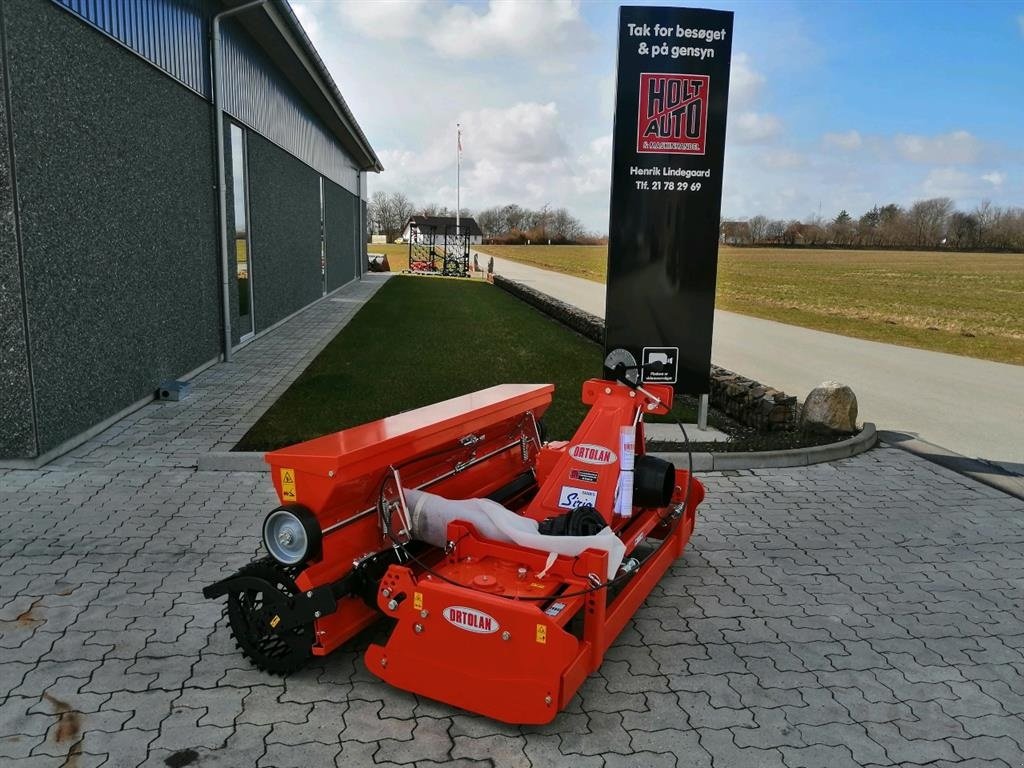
<box><xmin>212</xmin><ymin>0</ymin><xmax>268</xmax><ymax>362</ymax></box>
<box><xmin>357</xmin><ymin>170</ymin><xmax>363</xmax><ymax>277</ymax></box>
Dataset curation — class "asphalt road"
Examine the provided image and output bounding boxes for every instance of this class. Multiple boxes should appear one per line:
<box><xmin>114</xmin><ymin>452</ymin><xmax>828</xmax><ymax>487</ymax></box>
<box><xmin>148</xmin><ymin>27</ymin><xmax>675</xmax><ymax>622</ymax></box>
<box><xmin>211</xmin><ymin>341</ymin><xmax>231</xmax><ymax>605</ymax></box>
<box><xmin>485</xmin><ymin>254</ymin><xmax>1024</xmax><ymax>473</ymax></box>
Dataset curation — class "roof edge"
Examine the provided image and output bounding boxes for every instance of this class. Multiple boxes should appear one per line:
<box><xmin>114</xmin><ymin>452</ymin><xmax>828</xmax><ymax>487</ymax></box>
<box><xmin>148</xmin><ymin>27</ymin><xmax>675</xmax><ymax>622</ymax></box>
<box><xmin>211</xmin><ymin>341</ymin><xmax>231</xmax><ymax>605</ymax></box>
<box><xmin>267</xmin><ymin>0</ymin><xmax>383</xmax><ymax>172</ymax></box>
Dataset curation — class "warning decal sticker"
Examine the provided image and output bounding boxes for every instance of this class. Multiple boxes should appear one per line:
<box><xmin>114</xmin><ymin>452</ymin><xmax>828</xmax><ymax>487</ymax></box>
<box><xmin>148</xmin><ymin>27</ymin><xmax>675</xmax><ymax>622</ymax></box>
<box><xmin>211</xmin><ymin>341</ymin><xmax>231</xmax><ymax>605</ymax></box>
<box><xmin>280</xmin><ymin>468</ymin><xmax>297</xmax><ymax>502</ymax></box>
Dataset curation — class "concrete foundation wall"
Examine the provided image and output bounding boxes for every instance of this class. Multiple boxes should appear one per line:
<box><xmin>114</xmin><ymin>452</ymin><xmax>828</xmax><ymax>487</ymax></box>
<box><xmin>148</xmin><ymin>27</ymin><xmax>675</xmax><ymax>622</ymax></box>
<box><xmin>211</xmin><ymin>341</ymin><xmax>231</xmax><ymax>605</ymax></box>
<box><xmin>247</xmin><ymin>132</ymin><xmax>323</xmax><ymax>332</ymax></box>
<box><xmin>3</xmin><ymin>0</ymin><xmax>221</xmax><ymax>454</ymax></box>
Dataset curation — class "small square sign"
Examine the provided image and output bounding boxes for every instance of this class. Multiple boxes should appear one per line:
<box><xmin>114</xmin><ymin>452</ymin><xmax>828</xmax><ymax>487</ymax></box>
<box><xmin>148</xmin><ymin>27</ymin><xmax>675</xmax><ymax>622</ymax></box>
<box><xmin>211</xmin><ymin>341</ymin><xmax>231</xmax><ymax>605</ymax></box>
<box><xmin>642</xmin><ymin>346</ymin><xmax>679</xmax><ymax>383</ymax></box>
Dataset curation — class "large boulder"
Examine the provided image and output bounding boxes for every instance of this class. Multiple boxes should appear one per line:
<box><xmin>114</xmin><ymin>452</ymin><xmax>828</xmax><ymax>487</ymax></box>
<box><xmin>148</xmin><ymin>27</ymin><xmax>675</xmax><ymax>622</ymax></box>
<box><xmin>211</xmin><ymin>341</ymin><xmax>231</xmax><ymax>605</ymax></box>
<box><xmin>801</xmin><ymin>381</ymin><xmax>858</xmax><ymax>434</ymax></box>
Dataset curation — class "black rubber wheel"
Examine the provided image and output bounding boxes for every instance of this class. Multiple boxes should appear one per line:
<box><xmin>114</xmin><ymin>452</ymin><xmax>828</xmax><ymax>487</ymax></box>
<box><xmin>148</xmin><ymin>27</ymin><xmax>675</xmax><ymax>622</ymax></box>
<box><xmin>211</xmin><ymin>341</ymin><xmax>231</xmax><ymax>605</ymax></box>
<box><xmin>226</xmin><ymin>557</ymin><xmax>313</xmax><ymax>675</ymax></box>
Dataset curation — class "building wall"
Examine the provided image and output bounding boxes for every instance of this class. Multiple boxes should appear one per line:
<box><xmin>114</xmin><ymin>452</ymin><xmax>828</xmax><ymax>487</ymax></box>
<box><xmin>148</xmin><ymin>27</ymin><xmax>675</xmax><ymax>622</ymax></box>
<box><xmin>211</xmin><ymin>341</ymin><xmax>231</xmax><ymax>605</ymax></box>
<box><xmin>324</xmin><ymin>178</ymin><xmax>358</xmax><ymax>291</ymax></box>
<box><xmin>3</xmin><ymin>0</ymin><xmax>221</xmax><ymax>454</ymax></box>
<box><xmin>246</xmin><ymin>131</ymin><xmax>323</xmax><ymax>333</ymax></box>
<box><xmin>52</xmin><ymin>0</ymin><xmax>361</xmax><ymax>196</ymax></box>
<box><xmin>0</xmin><ymin>6</ymin><xmax>36</xmax><ymax>459</ymax></box>
<box><xmin>52</xmin><ymin>0</ymin><xmax>209</xmax><ymax>96</ymax></box>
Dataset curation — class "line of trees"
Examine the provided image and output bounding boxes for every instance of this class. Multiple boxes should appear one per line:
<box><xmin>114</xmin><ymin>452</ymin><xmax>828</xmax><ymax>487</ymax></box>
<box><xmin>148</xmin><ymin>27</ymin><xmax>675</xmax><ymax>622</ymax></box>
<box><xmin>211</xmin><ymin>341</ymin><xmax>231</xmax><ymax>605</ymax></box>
<box><xmin>368</xmin><ymin>191</ymin><xmax>415</xmax><ymax>243</ymax></box>
<box><xmin>367</xmin><ymin>191</ymin><xmax>599</xmax><ymax>244</ymax></box>
<box><xmin>474</xmin><ymin>204</ymin><xmax>593</xmax><ymax>244</ymax></box>
<box><xmin>722</xmin><ymin>198</ymin><xmax>1024</xmax><ymax>251</ymax></box>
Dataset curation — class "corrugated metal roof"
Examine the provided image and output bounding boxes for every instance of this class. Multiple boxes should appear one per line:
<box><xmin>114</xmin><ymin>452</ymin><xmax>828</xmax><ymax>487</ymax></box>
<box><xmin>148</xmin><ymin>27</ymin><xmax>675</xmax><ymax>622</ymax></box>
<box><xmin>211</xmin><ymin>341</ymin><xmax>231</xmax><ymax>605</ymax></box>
<box><xmin>54</xmin><ymin>0</ymin><xmax>210</xmax><ymax>96</ymax></box>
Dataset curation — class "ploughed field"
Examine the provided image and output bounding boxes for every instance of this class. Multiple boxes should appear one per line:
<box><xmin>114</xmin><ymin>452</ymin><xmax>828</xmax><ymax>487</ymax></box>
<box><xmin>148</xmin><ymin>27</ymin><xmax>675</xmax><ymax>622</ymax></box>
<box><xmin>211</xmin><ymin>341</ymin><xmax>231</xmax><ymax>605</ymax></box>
<box><xmin>476</xmin><ymin>244</ymin><xmax>1024</xmax><ymax>365</ymax></box>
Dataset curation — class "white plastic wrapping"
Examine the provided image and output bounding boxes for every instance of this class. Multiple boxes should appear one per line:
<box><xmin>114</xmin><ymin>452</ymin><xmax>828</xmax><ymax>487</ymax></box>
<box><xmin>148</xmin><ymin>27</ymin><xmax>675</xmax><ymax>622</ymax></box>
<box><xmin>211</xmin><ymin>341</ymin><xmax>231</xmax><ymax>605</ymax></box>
<box><xmin>405</xmin><ymin>489</ymin><xmax>625</xmax><ymax>579</ymax></box>
<box><xmin>615</xmin><ymin>425</ymin><xmax>636</xmax><ymax>518</ymax></box>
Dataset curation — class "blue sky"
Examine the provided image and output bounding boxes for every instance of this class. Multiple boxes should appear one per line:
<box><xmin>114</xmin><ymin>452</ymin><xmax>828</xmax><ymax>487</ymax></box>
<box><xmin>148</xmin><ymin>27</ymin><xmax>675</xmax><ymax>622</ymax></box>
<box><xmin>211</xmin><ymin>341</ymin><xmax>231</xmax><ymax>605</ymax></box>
<box><xmin>293</xmin><ymin>0</ymin><xmax>1024</xmax><ymax>233</ymax></box>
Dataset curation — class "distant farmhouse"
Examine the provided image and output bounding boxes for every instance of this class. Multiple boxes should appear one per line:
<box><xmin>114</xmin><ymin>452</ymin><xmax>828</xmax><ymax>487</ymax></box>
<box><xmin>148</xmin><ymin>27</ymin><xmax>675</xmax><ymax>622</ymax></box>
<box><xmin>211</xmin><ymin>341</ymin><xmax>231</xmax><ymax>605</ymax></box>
<box><xmin>403</xmin><ymin>216</ymin><xmax>484</xmax><ymax>245</ymax></box>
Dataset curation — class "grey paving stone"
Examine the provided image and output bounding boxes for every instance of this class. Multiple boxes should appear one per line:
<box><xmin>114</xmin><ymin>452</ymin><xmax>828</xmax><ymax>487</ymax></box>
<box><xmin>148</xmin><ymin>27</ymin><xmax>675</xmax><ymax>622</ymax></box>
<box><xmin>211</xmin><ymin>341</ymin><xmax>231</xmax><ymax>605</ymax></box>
<box><xmin>341</xmin><ymin>698</ymin><xmax>414</xmax><ymax>744</ymax></box>
<box><xmin>450</xmin><ymin>734</ymin><xmax>530</xmax><ymax>768</ymax></box>
<box><xmin>779</xmin><ymin>742</ymin><xmax>863</xmax><ymax>768</ymax></box>
<box><xmin>697</xmin><ymin>728</ymin><xmax>788</xmax><ymax>768</ymax></box>
<box><xmin>260</xmin><ymin>739</ymin><xmax>340</xmax><ymax>768</ymax></box>
<box><xmin>374</xmin><ymin>717</ymin><xmax>452</xmax><ymax>764</ymax></box>
<box><xmin>557</xmin><ymin>711</ymin><xmax>631</xmax><ymax>756</ymax></box>
<box><xmin>795</xmin><ymin>722</ymin><xmax>889</xmax><ymax>765</ymax></box>
<box><xmin>5</xmin><ymin>273</ymin><xmax>1024</xmax><ymax>767</ymax></box>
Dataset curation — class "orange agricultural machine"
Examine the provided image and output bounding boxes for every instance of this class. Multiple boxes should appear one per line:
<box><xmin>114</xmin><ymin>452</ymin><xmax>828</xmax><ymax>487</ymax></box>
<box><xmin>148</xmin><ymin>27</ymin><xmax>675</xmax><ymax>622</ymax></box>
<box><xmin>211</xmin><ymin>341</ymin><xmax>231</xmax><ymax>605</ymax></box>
<box><xmin>204</xmin><ymin>357</ymin><xmax>704</xmax><ymax>724</ymax></box>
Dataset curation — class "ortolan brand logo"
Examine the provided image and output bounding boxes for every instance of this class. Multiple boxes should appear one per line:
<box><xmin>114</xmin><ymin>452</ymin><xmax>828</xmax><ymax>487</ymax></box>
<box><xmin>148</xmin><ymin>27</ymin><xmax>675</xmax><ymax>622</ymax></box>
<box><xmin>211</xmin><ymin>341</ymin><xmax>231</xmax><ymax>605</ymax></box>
<box><xmin>636</xmin><ymin>73</ymin><xmax>709</xmax><ymax>155</ymax></box>
<box><xmin>443</xmin><ymin>606</ymin><xmax>499</xmax><ymax>634</ymax></box>
<box><xmin>569</xmin><ymin>444</ymin><xmax>618</xmax><ymax>465</ymax></box>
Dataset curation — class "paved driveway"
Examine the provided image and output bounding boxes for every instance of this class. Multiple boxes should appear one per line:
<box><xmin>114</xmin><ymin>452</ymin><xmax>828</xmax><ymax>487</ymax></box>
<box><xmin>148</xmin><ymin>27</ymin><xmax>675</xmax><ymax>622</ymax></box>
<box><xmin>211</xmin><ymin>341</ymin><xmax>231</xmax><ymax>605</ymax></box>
<box><xmin>2</xmin><ymin>273</ymin><xmax>1023</xmax><ymax>767</ymax></box>
<box><xmin>484</xmin><ymin>254</ymin><xmax>1024</xmax><ymax>473</ymax></box>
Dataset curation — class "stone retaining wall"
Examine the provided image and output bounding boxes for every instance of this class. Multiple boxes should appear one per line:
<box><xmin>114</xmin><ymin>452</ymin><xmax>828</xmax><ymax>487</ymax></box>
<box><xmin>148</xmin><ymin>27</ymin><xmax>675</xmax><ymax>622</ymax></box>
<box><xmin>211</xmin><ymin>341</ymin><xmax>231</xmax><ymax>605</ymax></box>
<box><xmin>493</xmin><ymin>275</ymin><xmax>604</xmax><ymax>344</ymax></box>
<box><xmin>492</xmin><ymin>275</ymin><xmax>799</xmax><ymax>431</ymax></box>
<box><xmin>708</xmin><ymin>367</ymin><xmax>799</xmax><ymax>431</ymax></box>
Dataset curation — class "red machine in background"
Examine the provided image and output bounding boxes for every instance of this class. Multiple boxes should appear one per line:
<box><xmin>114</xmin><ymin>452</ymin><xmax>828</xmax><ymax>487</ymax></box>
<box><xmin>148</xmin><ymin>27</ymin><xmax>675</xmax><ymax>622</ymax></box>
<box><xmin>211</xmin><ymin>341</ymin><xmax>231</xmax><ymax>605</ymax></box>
<box><xmin>205</xmin><ymin>358</ymin><xmax>704</xmax><ymax>724</ymax></box>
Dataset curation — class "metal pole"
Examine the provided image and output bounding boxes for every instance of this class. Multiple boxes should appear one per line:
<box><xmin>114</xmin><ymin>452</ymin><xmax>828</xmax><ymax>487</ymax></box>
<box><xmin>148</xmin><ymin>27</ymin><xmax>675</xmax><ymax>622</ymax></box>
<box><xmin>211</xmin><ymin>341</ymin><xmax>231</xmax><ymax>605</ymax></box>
<box><xmin>455</xmin><ymin>123</ymin><xmax>461</xmax><ymax>234</ymax></box>
<box><xmin>698</xmin><ymin>394</ymin><xmax>709</xmax><ymax>431</ymax></box>
<box><xmin>356</xmin><ymin>170</ymin><xmax>363</xmax><ymax>277</ymax></box>
<box><xmin>212</xmin><ymin>0</ymin><xmax>268</xmax><ymax>363</ymax></box>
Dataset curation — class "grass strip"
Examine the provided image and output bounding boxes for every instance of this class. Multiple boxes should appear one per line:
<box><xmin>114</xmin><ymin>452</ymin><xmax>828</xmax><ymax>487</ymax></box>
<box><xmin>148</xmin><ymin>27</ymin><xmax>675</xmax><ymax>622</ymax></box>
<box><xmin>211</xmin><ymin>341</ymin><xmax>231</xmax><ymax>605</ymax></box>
<box><xmin>237</xmin><ymin>276</ymin><xmax>695</xmax><ymax>451</ymax></box>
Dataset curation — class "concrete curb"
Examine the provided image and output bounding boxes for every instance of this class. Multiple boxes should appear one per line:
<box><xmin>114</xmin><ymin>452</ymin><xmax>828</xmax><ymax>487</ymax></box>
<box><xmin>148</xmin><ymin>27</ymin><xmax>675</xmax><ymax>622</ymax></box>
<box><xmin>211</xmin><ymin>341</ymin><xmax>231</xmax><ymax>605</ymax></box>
<box><xmin>652</xmin><ymin>423</ymin><xmax>877</xmax><ymax>471</ymax></box>
<box><xmin>878</xmin><ymin>430</ymin><xmax>1024</xmax><ymax>502</ymax></box>
<box><xmin>197</xmin><ymin>424</ymin><xmax>877</xmax><ymax>474</ymax></box>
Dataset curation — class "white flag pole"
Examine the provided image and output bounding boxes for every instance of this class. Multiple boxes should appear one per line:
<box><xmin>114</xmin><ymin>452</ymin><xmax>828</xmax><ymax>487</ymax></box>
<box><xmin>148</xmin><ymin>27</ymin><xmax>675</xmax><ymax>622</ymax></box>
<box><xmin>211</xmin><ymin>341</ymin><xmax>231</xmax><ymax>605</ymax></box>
<box><xmin>456</xmin><ymin>123</ymin><xmax>461</xmax><ymax>234</ymax></box>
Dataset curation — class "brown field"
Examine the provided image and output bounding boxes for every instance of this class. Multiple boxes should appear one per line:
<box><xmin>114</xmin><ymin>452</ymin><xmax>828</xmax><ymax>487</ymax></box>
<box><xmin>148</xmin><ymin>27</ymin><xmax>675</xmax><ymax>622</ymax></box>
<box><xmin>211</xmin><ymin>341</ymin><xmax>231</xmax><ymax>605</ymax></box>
<box><xmin>475</xmin><ymin>244</ymin><xmax>1024</xmax><ymax>365</ymax></box>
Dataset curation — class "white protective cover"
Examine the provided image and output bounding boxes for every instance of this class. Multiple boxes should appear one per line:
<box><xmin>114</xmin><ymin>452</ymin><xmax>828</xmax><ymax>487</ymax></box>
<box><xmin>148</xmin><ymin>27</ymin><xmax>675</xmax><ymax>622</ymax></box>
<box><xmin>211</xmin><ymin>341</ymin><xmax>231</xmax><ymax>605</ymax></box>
<box><xmin>405</xmin><ymin>489</ymin><xmax>625</xmax><ymax>579</ymax></box>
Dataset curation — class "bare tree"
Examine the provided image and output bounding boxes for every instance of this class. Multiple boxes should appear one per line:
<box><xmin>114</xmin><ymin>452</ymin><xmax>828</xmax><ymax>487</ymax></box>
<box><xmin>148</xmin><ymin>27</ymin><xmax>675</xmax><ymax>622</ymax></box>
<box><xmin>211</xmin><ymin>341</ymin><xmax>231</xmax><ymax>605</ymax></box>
<box><xmin>368</xmin><ymin>191</ymin><xmax>416</xmax><ymax>242</ymax></box>
<box><xmin>748</xmin><ymin>215</ymin><xmax>769</xmax><ymax>244</ymax></box>
<box><xmin>907</xmin><ymin>197</ymin><xmax>953</xmax><ymax>247</ymax></box>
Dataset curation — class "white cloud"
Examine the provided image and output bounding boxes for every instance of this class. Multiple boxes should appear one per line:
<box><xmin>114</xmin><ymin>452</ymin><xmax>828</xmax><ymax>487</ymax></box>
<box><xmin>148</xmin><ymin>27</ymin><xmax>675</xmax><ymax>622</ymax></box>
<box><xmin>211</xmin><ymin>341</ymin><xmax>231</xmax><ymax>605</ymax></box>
<box><xmin>336</xmin><ymin>0</ymin><xmax>429</xmax><ymax>41</ymax></box>
<box><xmin>725</xmin><ymin>54</ymin><xmax>783</xmax><ymax>146</ymax></box>
<box><xmin>982</xmin><ymin>171</ymin><xmax>1005</xmax><ymax>186</ymax></box>
<box><xmin>729</xmin><ymin>53</ymin><xmax>766</xmax><ymax>111</ymax></box>
<box><xmin>432</xmin><ymin>1</ymin><xmax>589</xmax><ymax>60</ymax></box>
<box><xmin>894</xmin><ymin>130</ymin><xmax>982</xmax><ymax>165</ymax></box>
<box><xmin>338</xmin><ymin>0</ymin><xmax>590</xmax><ymax>62</ymax></box>
<box><xmin>823</xmin><ymin>130</ymin><xmax>862</xmax><ymax>151</ymax></box>
<box><xmin>459</xmin><ymin>102</ymin><xmax>567</xmax><ymax>164</ymax></box>
<box><xmin>290</xmin><ymin>2</ymin><xmax>323</xmax><ymax>48</ymax></box>
<box><xmin>761</xmin><ymin>150</ymin><xmax>805</xmax><ymax>170</ymax></box>
<box><xmin>921</xmin><ymin>167</ymin><xmax>977</xmax><ymax>198</ymax></box>
<box><xmin>731</xmin><ymin>112</ymin><xmax>783</xmax><ymax>144</ymax></box>
<box><xmin>371</xmin><ymin>102</ymin><xmax>611</xmax><ymax>227</ymax></box>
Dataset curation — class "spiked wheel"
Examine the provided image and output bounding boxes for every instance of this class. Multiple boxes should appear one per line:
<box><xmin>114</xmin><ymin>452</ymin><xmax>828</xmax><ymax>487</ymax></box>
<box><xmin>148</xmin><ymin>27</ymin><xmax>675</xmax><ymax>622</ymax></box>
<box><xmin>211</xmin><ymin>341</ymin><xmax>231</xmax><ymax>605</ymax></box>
<box><xmin>226</xmin><ymin>557</ymin><xmax>313</xmax><ymax>675</ymax></box>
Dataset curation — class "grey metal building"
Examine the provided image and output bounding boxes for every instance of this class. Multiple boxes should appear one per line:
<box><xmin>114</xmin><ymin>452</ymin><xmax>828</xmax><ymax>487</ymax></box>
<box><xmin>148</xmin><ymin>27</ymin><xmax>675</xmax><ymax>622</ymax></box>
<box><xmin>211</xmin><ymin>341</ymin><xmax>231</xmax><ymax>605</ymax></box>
<box><xmin>0</xmin><ymin>0</ymin><xmax>381</xmax><ymax>462</ymax></box>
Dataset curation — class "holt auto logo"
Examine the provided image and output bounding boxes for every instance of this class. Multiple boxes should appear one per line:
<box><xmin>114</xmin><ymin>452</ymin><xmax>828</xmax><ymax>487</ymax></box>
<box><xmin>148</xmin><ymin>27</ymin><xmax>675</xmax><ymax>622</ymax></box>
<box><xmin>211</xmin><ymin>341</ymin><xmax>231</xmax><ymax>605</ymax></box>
<box><xmin>443</xmin><ymin>606</ymin><xmax>499</xmax><ymax>634</ymax></box>
<box><xmin>636</xmin><ymin>73</ymin><xmax>709</xmax><ymax>155</ymax></box>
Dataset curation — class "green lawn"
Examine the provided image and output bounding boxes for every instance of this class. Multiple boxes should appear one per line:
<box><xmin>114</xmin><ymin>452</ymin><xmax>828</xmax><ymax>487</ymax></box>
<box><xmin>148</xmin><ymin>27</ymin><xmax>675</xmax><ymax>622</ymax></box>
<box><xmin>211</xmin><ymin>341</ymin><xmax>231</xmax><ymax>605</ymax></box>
<box><xmin>477</xmin><ymin>244</ymin><xmax>1024</xmax><ymax>365</ymax></box>
<box><xmin>236</xmin><ymin>276</ymin><xmax>696</xmax><ymax>451</ymax></box>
